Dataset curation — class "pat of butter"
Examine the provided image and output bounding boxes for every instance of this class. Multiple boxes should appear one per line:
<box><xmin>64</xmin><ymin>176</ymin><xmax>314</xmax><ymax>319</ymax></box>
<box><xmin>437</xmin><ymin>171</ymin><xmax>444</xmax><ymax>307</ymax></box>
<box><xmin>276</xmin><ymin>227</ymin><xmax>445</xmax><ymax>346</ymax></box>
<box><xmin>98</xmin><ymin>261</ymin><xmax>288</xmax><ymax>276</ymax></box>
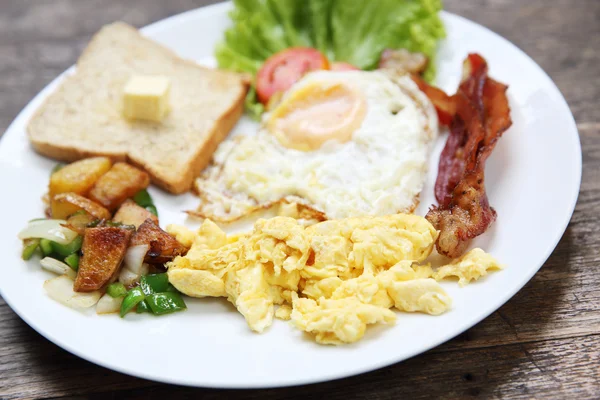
<box><xmin>123</xmin><ymin>75</ymin><xmax>171</xmax><ymax>122</ymax></box>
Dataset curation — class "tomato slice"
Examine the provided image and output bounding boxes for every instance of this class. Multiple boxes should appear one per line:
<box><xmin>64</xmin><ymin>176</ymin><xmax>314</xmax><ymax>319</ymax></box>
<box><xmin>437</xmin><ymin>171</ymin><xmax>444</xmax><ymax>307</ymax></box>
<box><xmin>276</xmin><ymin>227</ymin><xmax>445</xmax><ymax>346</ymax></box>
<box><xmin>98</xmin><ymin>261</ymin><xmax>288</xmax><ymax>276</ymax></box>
<box><xmin>330</xmin><ymin>62</ymin><xmax>360</xmax><ymax>71</ymax></box>
<box><xmin>256</xmin><ymin>47</ymin><xmax>329</xmax><ymax>105</ymax></box>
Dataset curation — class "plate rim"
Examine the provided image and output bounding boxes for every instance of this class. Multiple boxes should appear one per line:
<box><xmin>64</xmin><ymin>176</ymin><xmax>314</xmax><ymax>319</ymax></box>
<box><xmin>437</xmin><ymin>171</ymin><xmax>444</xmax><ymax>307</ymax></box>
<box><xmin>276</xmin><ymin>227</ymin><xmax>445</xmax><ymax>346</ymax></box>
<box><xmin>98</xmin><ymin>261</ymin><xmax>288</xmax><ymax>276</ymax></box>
<box><xmin>0</xmin><ymin>2</ymin><xmax>582</xmax><ymax>389</ymax></box>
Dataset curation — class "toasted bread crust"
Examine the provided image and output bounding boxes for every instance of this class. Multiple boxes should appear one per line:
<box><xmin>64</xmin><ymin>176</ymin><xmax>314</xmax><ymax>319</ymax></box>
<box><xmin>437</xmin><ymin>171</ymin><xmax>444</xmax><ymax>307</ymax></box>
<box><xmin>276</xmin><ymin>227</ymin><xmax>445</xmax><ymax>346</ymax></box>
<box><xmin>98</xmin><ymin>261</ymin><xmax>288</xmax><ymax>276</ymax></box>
<box><xmin>27</xmin><ymin>22</ymin><xmax>248</xmax><ymax>194</ymax></box>
<box><xmin>29</xmin><ymin>139</ymin><xmax>127</xmax><ymax>164</ymax></box>
<box><xmin>127</xmin><ymin>93</ymin><xmax>246</xmax><ymax>194</ymax></box>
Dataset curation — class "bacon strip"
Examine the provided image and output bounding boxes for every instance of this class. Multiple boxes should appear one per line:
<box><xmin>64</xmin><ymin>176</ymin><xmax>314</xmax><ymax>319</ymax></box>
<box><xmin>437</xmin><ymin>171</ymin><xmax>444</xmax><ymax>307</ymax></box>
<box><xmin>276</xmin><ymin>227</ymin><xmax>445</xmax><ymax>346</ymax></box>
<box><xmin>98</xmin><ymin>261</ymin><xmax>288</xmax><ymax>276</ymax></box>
<box><xmin>411</xmin><ymin>75</ymin><xmax>455</xmax><ymax>126</ymax></box>
<box><xmin>422</xmin><ymin>54</ymin><xmax>512</xmax><ymax>258</ymax></box>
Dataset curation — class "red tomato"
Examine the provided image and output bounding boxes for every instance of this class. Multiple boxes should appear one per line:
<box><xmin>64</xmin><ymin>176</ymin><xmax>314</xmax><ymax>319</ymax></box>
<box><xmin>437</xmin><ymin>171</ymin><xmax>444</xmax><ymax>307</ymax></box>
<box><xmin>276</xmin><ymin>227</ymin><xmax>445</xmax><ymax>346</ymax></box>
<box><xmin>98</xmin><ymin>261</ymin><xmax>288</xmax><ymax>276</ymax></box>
<box><xmin>256</xmin><ymin>47</ymin><xmax>329</xmax><ymax>105</ymax></box>
<box><xmin>330</xmin><ymin>62</ymin><xmax>360</xmax><ymax>71</ymax></box>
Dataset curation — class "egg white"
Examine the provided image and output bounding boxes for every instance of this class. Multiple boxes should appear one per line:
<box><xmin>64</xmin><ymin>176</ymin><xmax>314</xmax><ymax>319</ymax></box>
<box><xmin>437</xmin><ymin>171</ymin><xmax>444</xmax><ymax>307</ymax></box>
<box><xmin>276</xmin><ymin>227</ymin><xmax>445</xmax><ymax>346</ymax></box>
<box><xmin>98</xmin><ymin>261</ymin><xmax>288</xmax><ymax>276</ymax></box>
<box><xmin>195</xmin><ymin>70</ymin><xmax>438</xmax><ymax>221</ymax></box>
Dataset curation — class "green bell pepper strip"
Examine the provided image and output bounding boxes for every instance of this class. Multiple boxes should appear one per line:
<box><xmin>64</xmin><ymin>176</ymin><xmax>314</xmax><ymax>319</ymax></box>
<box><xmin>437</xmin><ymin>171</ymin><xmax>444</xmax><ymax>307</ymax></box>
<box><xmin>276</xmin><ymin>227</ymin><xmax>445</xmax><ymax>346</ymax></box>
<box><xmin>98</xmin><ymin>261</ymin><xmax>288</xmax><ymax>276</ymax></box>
<box><xmin>136</xmin><ymin>300</ymin><xmax>150</xmax><ymax>313</ymax></box>
<box><xmin>104</xmin><ymin>221</ymin><xmax>136</xmax><ymax>230</ymax></box>
<box><xmin>133</xmin><ymin>189</ymin><xmax>154</xmax><ymax>208</ymax></box>
<box><xmin>120</xmin><ymin>287</ymin><xmax>145</xmax><ymax>317</ymax></box>
<box><xmin>69</xmin><ymin>210</ymin><xmax>89</xmax><ymax>217</ymax></box>
<box><xmin>39</xmin><ymin>239</ymin><xmax>54</xmax><ymax>256</ymax></box>
<box><xmin>133</xmin><ymin>189</ymin><xmax>158</xmax><ymax>217</ymax></box>
<box><xmin>50</xmin><ymin>163</ymin><xmax>64</xmax><ymax>175</ymax></box>
<box><xmin>51</xmin><ymin>235</ymin><xmax>83</xmax><ymax>257</ymax></box>
<box><xmin>22</xmin><ymin>238</ymin><xmax>40</xmax><ymax>260</ymax></box>
<box><xmin>145</xmin><ymin>292</ymin><xmax>187</xmax><ymax>315</ymax></box>
<box><xmin>145</xmin><ymin>204</ymin><xmax>158</xmax><ymax>217</ymax></box>
<box><xmin>140</xmin><ymin>273</ymin><xmax>170</xmax><ymax>295</ymax></box>
<box><xmin>86</xmin><ymin>219</ymin><xmax>101</xmax><ymax>228</ymax></box>
<box><xmin>107</xmin><ymin>282</ymin><xmax>127</xmax><ymax>298</ymax></box>
<box><xmin>166</xmin><ymin>283</ymin><xmax>179</xmax><ymax>293</ymax></box>
<box><xmin>64</xmin><ymin>253</ymin><xmax>80</xmax><ymax>271</ymax></box>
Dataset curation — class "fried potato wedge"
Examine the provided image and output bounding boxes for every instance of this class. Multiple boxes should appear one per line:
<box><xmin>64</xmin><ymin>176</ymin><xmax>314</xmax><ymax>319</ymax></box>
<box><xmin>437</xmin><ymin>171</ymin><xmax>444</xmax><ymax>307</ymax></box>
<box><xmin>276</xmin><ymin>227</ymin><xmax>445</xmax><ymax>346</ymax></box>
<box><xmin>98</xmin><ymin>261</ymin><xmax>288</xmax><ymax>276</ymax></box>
<box><xmin>64</xmin><ymin>211</ymin><xmax>99</xmax><ymax>236</ymax></box>
<box><xmin>74</xmin><ymin>226</ymin><xmax>133</xmax><ymax>292</ymax></box>
<box><xmin>51</xmin><ymin>192</ymin><xmax>111</xmax><ymax>220</ymax></box>
<box><xmin>131</xmin><ymin>219</ymin><xmax>188</xmax><ymax>264</ymax></box>
<box><xmin>88</xmin><ymin>162</ymin><xmax>150</xmax><ymax>211</ymax></box>
<box><xmin>49</xmin><ymin>157</ymin><xmax>112</xmax><ymax>197</ymax></box>
<box><xmin>113</xmin><ymin>199</ymin><xmax>158</xmax><ymax>228</ymax></box>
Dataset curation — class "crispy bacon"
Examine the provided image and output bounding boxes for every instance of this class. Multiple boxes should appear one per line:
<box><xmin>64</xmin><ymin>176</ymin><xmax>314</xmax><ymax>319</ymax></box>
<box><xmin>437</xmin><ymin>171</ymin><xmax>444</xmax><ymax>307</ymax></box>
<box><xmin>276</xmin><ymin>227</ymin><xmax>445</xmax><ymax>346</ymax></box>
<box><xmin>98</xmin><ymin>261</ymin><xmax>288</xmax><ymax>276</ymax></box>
<box><xmin>411</xmin><ymin>75</ymin><xmax>455</xmax><ymax>126</ymax></box>
<box><xmin>423</xmin><ymin>54</ymin><xmax>512</xmax><ymax>258</ymax></box>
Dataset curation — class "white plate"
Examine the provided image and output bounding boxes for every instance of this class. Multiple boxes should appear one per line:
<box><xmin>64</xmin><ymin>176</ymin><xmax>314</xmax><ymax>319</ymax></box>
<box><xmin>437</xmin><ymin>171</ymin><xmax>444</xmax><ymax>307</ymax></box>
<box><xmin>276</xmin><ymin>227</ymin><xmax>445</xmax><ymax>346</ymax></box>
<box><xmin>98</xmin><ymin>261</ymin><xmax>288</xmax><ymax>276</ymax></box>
<box><xmin>0</xmin><ymin>2</ymin><xmax>581</xmax><ymax>388</ymax></box>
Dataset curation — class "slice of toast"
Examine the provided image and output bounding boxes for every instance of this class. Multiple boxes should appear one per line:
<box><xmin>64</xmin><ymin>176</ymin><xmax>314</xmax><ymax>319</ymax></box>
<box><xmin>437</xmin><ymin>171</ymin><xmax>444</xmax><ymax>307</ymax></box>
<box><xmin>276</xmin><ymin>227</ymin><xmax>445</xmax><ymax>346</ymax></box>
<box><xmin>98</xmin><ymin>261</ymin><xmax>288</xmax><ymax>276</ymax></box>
<box><xmin>28</xmin><ymin>22</ymin><xmax>248</xmax><ymax>194</ymax></box>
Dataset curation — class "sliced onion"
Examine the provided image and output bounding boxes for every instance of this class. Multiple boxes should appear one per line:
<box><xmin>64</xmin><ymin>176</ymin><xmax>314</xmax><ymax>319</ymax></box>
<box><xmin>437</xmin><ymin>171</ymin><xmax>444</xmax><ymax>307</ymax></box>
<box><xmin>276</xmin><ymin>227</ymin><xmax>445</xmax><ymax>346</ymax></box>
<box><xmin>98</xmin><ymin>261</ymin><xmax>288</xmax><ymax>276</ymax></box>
<box><xmin>40</xmin><ymin>257</ymin><xmax>77</xmax><ymax>279</ymax></box>
<box><xmin>124</xmin><ymin>244</ymin><xmax>149</xmax><ymax>275</ymax></box>
<box><xmin>140</xmin><ymin>263</ymin><xmax>150</xmax><ymax>276</ymax></box>
<box><xmin>118</xmin><ymin>263</ymin><xmax>149</xmax><ymax>286</ymax></box>
<box><xmin>43</xmin><ymin>275</ymin><xmax>101</xmax><ymax>310</ymax></box>
<box><xmin>119</xmin><ymin>245</ymin><xmax>150</xmax><ymax>286</ymax></box>
<box><xmin>118</xmin><ymin>268</ymin><xmax>139</xmax><ymax>286</ymax></box>
<box><xmin>18</xmin><ymin>219</ymin><xmax>78</xmax><ymax>245</ymax></box>
<box><xmin>96</xmin><ymin>293</ymin><xmax>123</xmax><ymax>315</ymax></box>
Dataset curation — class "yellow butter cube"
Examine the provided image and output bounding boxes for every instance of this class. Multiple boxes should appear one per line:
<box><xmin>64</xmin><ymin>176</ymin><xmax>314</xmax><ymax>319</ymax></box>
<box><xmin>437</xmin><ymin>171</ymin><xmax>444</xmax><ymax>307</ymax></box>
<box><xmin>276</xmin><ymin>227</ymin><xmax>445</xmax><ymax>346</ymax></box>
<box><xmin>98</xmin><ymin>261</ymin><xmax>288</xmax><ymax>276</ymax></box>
<box><xmin>123</xmin><ymin>75</ymin><xmax>171</xmax><ymax>122</ymax></box>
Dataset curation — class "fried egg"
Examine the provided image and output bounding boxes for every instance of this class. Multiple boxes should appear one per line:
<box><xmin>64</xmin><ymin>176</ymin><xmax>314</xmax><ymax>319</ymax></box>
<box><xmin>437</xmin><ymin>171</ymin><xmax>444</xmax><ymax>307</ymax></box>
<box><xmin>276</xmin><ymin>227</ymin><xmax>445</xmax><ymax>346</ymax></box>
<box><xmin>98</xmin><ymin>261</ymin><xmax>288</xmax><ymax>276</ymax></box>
<box><xmin>194</xmin><ymin>70</ymin><xmax>438</xmax><ymax>222</ymax></box>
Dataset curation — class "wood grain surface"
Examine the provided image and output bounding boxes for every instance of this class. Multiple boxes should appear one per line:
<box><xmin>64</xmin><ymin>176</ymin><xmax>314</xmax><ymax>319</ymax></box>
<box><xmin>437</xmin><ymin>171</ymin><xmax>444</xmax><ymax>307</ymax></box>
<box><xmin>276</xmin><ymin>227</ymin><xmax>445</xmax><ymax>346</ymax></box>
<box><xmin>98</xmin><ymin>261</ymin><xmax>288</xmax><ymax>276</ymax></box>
<box><xmin>1</xmin><ymin>0</ymin><xmax>598</xmax><ymax>399</ymax></box>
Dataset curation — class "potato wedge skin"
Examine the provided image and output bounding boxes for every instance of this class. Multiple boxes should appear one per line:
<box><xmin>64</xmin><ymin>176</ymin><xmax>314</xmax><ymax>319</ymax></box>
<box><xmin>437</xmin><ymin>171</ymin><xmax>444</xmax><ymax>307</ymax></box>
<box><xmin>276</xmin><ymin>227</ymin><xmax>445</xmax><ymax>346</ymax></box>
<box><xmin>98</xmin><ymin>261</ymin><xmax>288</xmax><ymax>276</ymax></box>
<box><xmin>64</xmin><ymin>211</ymin><xmax>98</xmax><ymax>236</ymax></box>
<box><xmin>113</xmin><ymin>199</ymin><xmax>158</xmax><ymax>228</ymax></box>
<box><xmin>88</xmin><ymin>162</ymin><xmax>150</xmax><ymax>211</ymax></box>
<box><xmin>51</xmin><ymin>192</ymin><xmax>112</xmax><ymax>220</ymax></box>
<box><xmin>131</xmin><ymin>219</ymin><xmax>188</xmax><ymax>264</ymax></box>
<box><xmin>74</xmin><ymin>227</ymin><xmax>133</xmax><ymax>292</ymax></box>
<box><xmin>49</xmin><ymin>157</ymin><xmax>112</xmax><ymax>197</ymax></box>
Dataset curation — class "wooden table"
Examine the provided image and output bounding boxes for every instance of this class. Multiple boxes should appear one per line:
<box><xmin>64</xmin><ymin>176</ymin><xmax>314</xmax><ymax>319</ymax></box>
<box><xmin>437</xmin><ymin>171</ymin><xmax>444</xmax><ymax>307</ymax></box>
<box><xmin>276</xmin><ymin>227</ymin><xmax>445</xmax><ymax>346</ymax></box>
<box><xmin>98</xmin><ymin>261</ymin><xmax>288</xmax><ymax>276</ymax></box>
<box><xmin>1</xmin><ymin>0</ymin><xmax>598</xmax><ymax>398</ymax></box>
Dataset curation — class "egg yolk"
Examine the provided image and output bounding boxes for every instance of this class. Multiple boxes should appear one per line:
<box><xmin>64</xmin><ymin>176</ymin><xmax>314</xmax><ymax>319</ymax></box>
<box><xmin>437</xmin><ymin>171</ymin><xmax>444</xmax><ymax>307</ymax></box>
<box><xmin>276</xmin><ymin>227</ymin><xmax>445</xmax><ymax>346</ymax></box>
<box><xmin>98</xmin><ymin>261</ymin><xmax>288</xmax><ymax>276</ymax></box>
<box><xmin>267</xmin><ymin>82</ymin><xmax>367</xmax><ymax>151</ymax></box>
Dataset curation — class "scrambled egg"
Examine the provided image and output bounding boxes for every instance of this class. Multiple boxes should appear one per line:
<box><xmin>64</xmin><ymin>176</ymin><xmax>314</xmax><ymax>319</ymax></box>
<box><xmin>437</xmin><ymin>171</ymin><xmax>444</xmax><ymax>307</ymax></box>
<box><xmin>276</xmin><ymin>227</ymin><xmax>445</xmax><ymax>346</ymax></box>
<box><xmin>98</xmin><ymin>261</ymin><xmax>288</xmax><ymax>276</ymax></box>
<box><xmin>434</xmin><ymin>248</ymin><xmax>503</xmax><ymax>286</ymax></box>
<box><xmin>166</xmin><ymin>215</ymin><xmax>502</xmax><ymax>345</ymax></box>
<box><xmin>290</xmin><ymin>292</ymin><xmax>397</xmax><ymax>345</ymax></box>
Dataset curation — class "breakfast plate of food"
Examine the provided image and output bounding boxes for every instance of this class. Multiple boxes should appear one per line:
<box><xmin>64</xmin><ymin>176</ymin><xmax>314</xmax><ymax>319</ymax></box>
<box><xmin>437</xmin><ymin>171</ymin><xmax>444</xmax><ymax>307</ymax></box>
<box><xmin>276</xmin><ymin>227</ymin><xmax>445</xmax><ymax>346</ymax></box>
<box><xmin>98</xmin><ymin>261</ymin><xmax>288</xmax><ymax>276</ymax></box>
<box><xmin>0</xmin><ymin>0</ymin><xmax>581</xmax><ymax>388</ymax></box>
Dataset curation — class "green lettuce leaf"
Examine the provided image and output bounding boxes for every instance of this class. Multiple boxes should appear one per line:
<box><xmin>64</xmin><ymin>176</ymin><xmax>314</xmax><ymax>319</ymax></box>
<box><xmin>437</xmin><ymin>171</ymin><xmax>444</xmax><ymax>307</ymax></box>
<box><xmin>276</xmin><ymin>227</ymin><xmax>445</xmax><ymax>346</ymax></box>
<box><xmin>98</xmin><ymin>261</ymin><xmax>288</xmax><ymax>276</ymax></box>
<box><xmin>216</xmin><ymin>0</ymin><xmax>445</xmax><ymax>114</ymax></box>
<box><xmin>308</xmin><ymin>0</ymin><xmax>334</xmax><ymax>56</ymax></box>
<box><xmin>244</xmin><ymin>86</ymin><xmax>265</xmax><ymax>121</ymax></box>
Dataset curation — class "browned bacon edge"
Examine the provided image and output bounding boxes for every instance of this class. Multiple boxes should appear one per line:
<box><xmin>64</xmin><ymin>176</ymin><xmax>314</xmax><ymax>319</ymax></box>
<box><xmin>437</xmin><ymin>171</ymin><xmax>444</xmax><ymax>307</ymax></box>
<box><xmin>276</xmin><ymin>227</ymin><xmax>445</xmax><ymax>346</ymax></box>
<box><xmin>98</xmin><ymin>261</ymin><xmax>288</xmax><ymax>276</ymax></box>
<box><xmin>418</xmin><ymin>54</ymin><xmax>512</xmax><ymax>258</ymax></box>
